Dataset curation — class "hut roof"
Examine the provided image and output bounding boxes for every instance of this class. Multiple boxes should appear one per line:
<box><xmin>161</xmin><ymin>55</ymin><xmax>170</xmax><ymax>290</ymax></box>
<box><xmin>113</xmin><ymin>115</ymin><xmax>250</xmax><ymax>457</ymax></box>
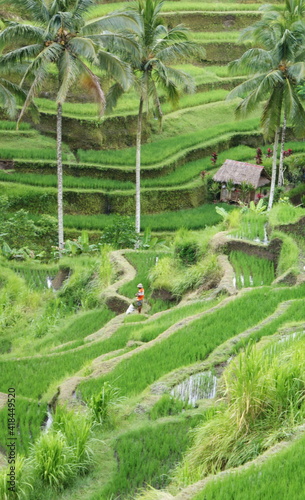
<box><xmin>213</xmin><ymin>159</ymin><xmax>270</xmax><ymax>188</ymax></box>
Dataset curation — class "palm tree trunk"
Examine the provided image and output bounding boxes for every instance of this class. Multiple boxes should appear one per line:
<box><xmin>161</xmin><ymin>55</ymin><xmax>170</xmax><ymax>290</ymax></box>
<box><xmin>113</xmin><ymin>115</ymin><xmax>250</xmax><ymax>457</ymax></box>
<box><xmin>57</xmin><ymin>102</ymin><xmax>64</xmax><ymax>252</ymax></box>
<box><xmin>135</xmin><ymin>96</ymin><xmax>143</xmax><ymax>234</ymax></box>
<box><xmin>278</xmin><ymin>115</ymin><xmax>286</xmax><ymax>187</ymax></box>
<box><xmin>267</xmin><ymin>128</ymin><xmax>279</xmax><ymax>211</ymax></box>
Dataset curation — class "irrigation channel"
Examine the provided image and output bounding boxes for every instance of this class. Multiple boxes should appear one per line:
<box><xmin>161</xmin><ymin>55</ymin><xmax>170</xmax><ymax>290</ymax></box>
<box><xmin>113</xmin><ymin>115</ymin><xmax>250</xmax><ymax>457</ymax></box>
<box><xmin>170</xmin><ymin>371</ymin><xmax>217</xmax><ymax>406</ymax></box>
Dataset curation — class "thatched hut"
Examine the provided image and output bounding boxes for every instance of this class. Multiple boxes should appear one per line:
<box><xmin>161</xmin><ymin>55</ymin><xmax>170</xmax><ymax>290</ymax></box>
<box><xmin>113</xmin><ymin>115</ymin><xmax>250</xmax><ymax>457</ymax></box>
<box><xmin>213</xmin><ymin>159</ymin><xmax>270</xmax><ymax>203</ymax></box>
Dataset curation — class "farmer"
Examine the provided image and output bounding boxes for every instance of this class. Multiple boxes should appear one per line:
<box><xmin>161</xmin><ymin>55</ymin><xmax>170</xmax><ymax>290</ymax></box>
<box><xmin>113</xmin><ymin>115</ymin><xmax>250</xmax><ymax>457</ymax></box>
<box><xmin>135</xmin><ymin>283</ymin><xmax>144</xmax><ymax>314</ymax></box>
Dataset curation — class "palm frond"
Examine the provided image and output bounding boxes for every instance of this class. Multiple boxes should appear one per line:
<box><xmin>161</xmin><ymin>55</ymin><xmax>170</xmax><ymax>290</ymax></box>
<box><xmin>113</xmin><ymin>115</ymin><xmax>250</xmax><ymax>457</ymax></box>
<box><xmin>0</xmin><ymin>44</ymin><xmax>45</xmax><ymax>68</ymax></box>
<box><xmin>84</xmin><ymin>12</ymin><xmax>141</xmax><ymax>36</ymax></box>
<box><xmin>89</xmin><ymin>31</ymin><xmax>140</xmax><ymax>60</ymax></box>
<box><xmin>0</xmin><ymin>81</ymin><xmax>18</xmax><ymax>119</ymax></box>
<box><xmin>68</xmin><ymin>36</ymin><xmax>98</xmax><ymax>65</ymax></box>
<box><xmin>17</xmin><ymin>67</ymin><xmax>47</xmax><ymax>126</ymax></box>
<box><xmin>229</xmin><ymin>48</ymin><xmax>274</xmax><ymax>76</ymax></box>
<box><xmin>0</xmin><ymin>23</ymin><xmax>46</xmax><ymax>48</ymax></box>
<box><xmin>284</xmin><ymin>79</ymin><xmax>305</xmax><ymax>136</ymax></box>
<box><xmin>97</xmin><ymin>50</ymin><xmax>133</xmax><ymax>90</ymax></box>
<box><xmin>162</xmin><ymin>66</ymin><xmax>195</xmax><ymax>94</ymax></box>
<box><xmin>75</xmin><ymin>58</ymin><xmax>105</xmax><ymax>116</ymax></box>
<box><xmin>18</xmin><ymin>43</ymin><xmax>63</xmax><ymax>86</ymax></box>
<box><xmin>72</xmin><ymin>0</ymin><xmax>95</xmax><ymax>20</ymax></box>
<box><xmin>261</xmin><ymin>84</ymin><xmax>284</xmax><ymax>139</ymax></box>
<box><xmin>11</xmin><ymin>0</ymin><xmax>50</xmax><ymax>23</ymax></box>
<box><xmin>105</xmin><ymin>82</ymin><xmax>125</xmax><ymax>114</ymax></box>
<box><xmin>156</xmin><ymin>41</ymin><xmax>203</xmax><ymax>64</ymax></box>
<box><xmin>57</xmin><ymin>50</ymin><xmax>79</xmax><ymax>104</ymax></box>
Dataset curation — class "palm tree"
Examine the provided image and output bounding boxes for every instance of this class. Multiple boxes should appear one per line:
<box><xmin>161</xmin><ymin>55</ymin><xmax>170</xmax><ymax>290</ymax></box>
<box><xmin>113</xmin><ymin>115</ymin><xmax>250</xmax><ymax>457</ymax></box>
<box><xmin>227</xmin><ymin>0</ymin><xmax>305</xmax><ymax>210</ymax></box>
<box><xmin>0</xmin><ymin>0</ymin><xmax>133</xmax><ymax>251</ymax></box>
<box><xmin>107</xmin><ymin>0</ymin><xmax>204</xmax><ymax>233</ymax></box>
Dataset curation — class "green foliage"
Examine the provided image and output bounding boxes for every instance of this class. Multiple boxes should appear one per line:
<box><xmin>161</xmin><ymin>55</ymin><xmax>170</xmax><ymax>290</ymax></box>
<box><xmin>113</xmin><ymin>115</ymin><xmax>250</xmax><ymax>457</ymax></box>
<box><xmin>150</xmin><ymin>394</ymin><xmax>192</xmax><ymax>420</ymax></box>
<box><xmin>100</xmin><ymin>216</ymin><xmax>137</xmax><ymax>249</ymax></box>
<box><xmin>29</xmin><ymin>431</ymin><xmax>77</xmax><ymax>489</ymax></box>
<box><xmin>76</xmin><ymin>118</ymin><xmax>259</xmax><ymax>167</ymax></box>
<box><xmin>87</xmin><ymin>382</ymin><xmax>124</xmax><ymax>427</ymax></box>
<box><xmin>174</xmin><ymin>229</ymin><xmax>200</xmax><ymax>265</ymax></box>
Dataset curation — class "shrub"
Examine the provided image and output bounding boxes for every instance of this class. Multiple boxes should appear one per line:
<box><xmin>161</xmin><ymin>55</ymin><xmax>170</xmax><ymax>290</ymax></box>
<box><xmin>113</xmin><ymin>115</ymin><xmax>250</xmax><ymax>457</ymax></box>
<box><xmin>174</xmin><ymin>229</ymin><xmax>201</xmax><ymax>265</ymax></box>
<box><xmin>100</xmin><ymin>216</ymin><xmax>137</xmax><ymax>249</ymax></box>
<box><xmin>29</xmin><ymin>431</ymin><xmax>77</xmax><ymax>489</ymax></box>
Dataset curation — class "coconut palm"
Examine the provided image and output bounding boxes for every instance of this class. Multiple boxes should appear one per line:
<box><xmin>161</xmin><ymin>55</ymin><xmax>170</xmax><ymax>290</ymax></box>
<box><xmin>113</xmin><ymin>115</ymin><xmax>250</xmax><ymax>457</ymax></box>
<box><xmin>0</xmin><ymin>0</ymin><xmax>134</xmax><ymax>251</ymax></box>
<box><xmin>227</xmin><ymin>0</ymin><xmax>305</xmax><ymax>209</ymax></box>
<box><xmin>107</xmin><ymin>0</ymin><xmax>204</xmax><ymax>233</ymax></box>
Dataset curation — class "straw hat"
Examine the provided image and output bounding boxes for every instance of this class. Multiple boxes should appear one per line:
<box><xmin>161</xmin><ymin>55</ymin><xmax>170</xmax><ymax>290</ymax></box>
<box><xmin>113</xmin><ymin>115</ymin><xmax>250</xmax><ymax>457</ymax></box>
<box><xmin>137</xmin><ymin>283</ymin><xmax>143</xmax><ymax>288</ymax></box>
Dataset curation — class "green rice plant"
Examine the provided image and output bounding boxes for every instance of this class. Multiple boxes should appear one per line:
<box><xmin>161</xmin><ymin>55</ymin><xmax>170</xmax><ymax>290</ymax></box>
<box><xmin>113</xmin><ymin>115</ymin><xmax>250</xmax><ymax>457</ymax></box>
<box><xmin>233</xmin><ymin>298</ymin><xmax>305</xmax><ymax>352</ymax></box>
<box><xmin>86</xmin><ymin>1</ymin><xmax>261</xmax><ymax>19</ymax></box>
<box><xmin>94</xmin><ymin>416</ymin><xmax>203</xmax><ymax>500</ymax></box>
<box><xmin>37</xmin><ymin>307</ymin><xmax>115</xmax><ymax>350</ymax></box>
<box><xmin>0</xmin><ymin>120</ymin><xmax>31</xmax><ymax>130</ymax></box>
<box><xmin>79</xmin><ymin>284</ymin><xmax>305</xmax><ymax>401</ymax></box>
<box><xmin>76</xmin><ymin>118</ymin><xmax>259</xmax><ymax>167</ymax></box>
<box><xmin>64</xmin><ymin>204</ymin><xmax>233</xmax><ymax>232</ymax></box>
<box><xmin>230</xmin><ymin>251</ymin><xmax>275</xmax><ymax>288</ymax></box>
<box><xmin>8</xmin><ymin>264</ymin><xmax>59</xmax><ymax>290</ymax></box>
<box><xmin>0</xmin><ymin>147</ymin><xmax>67</xmax><ymax>161</ymax></box>
<box><xmin>29</xmin><ymin>431</ymin><xmax>77</xmax><ymax>489</ymax></box>
<box><xmin>0</xmin><ymin>171</ymin><xmax>134</xmax><ymax>191</ymax></box>
<box><xmin>272</xmin><ymin>231</ymin><xmax>299</xmax><ymax>276</ymax></box>
<box><xmin>0</xmin><ymin>399</ymin><xmax>48</xmax><ymax>456</ymax></box>
<box><xmin>150</xmin><ymin>394</ymin><xmax>192</xmax><ymax>420</ymax></box>
<box><xmin>230</xmin><ymin>212</ymin><xmax>267</xmax><ymax>241</ymax></box>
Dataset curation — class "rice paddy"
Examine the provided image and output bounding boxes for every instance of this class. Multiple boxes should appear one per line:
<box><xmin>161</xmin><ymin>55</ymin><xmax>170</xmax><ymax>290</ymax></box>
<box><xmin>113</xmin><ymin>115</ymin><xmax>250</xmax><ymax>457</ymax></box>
<box><xmin>230</xmin><ymin>251</ymin><xmax>275</xmax><ymax>288</ymax></box>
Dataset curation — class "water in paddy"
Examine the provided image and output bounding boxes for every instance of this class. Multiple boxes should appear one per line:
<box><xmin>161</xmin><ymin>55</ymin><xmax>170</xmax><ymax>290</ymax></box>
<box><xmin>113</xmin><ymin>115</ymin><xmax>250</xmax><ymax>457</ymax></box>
<box><xmin>171</xmin><ymin>371</ymin><xmax>217</xmax><ymax>406</ymax></box>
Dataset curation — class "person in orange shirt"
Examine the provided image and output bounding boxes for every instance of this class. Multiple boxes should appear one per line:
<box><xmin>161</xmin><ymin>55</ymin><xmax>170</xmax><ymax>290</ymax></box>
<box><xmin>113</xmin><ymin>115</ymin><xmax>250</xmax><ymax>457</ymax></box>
<box><xmin>135</xmin><ymin>283</ymin><xmax>144</xmax><ymax>314</ymax></box>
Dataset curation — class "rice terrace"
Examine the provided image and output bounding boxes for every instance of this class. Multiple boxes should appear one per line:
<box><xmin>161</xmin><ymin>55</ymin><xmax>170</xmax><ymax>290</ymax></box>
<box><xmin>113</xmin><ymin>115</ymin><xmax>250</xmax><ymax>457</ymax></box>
<box><xmin>2</xmin><ymin>0</ymin><xmax>305</xmax><ymax>498</ymax></box>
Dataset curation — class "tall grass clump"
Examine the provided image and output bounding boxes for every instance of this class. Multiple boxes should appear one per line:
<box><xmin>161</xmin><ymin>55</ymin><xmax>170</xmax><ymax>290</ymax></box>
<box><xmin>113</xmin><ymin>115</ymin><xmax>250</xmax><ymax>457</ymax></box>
<box><xmin>52</xmin><ymin>406</ymin><xmax>95</xmax><ymax>473</ymax></box>
<box><xmin>0</xmin><ymin>455</ymin><xmax>32</xmax><ymax>500</ymax></box>
<box><xmin>176</xmin><ymin>335</ymin><xmax>305</xmax><ymax>485</ymax></box>
<box><xmin>29</xmin><ymin>431</ymin><xmax>77</xmax><ymax>490</ymax></box>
